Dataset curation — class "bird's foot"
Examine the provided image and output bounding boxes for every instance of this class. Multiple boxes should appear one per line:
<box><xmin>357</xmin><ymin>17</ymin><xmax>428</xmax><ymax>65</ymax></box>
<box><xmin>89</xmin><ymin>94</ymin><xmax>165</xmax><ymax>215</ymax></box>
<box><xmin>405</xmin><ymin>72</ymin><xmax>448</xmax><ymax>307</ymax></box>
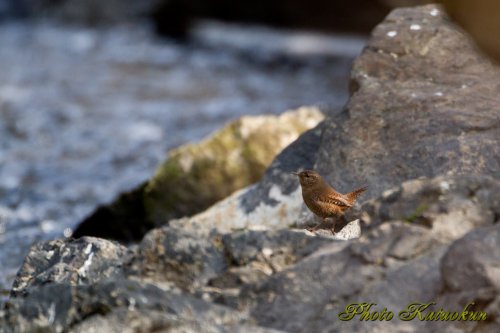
<box><xmin>307</xmin><ymin>219</ymin><xmax>330</xmax><ymax>233</ymax></box>
<box><xmin>306</xmin><ymin>225</ymin><xmax>320</xmax><ymax>232</ymax></box>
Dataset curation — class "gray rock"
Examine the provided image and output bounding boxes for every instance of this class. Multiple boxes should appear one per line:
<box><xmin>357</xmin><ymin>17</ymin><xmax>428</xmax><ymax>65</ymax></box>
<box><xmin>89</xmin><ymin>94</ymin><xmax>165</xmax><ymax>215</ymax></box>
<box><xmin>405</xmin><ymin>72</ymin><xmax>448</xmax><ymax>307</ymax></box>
<box><xmin>419</xmin><ymin>225</ymin><xmax>500</xmax><ymax>333</ymax></box>
<box><xmin>441</xmin><ymin>224</ymin><xmax>500</xmax><ymax>292</ymax></box>
<box><xmin>3</xmin><ymin>228</ymin><xmax>332</xmax><ymax>331</ymax></box>
<box><xmin>69</xmin><ymin>309</ymin><xmax>189</xmax><ymax>333</ymax></box>
<box><xmin>308</xmin><ymin>219</ymin><xmax>362</xmax><ymax>240</ymax></box>
<box><xmin>222</xmin><ymin>229</ymin><xmax>335</xmax><ymax>269</ymax></box>
<box><xmin>170</xmin><ymin>5</ymin><xmax>500</xmax><ymax>237</ymax></box>
<box><xmin>315</xmin><ymin>4</ymin><xmax>500</xmax><ymax>199</ymax></box>
<box><xmin>142</xmin><ymin>107</ymin><xmax>324</xmax><ymax>226</ymax></box>
<box><xmin>11</xmin><ymin>237</ymin><xmax>129</xmax><ymax>297</ymax></box>
<box><xmin>127</xmin><ymin>226</ymin><xmax>335</xmax><ymax>304</ymax></box>
<box><xmin>210</xmin><ymin>229</ymin><xmax>335</xmax><ymax>306</ymax></box>
<box><xmin>71</xmin><ymin>308</ymin><xmax>286</xmax><ymax>333</ymax></box>
<box><xmin>360</xmin><ymin>175</ymin><xmax>500</xmax><ymax>242</ymax></box>
<box><xmin>2</xmin><ymin>279</ymin><xmax>248</xmax><ymax>333</ymax></box>
<box><xmin>127</xmin><ymin>226</ymin><xmax>228</xmax><ymax>292</ymax></box>
<box><xmin>168</xmin><ymin>123</ymin><xmax>325</xmax><ymax>234</ymax></box>
<box><xmin>241</xmin><ymin>222</ymin><xmax>446</xmax><ymax>333</ymax></box>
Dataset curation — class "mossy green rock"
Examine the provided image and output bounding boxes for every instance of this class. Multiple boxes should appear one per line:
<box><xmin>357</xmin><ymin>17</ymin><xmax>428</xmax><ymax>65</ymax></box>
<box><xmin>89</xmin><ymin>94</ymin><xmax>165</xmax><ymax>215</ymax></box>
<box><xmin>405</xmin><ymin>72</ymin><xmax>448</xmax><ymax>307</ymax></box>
<box><xmin>143</xmin><ymin>107</ymin><xmax>324</xmax><ymax>224</ymax></box>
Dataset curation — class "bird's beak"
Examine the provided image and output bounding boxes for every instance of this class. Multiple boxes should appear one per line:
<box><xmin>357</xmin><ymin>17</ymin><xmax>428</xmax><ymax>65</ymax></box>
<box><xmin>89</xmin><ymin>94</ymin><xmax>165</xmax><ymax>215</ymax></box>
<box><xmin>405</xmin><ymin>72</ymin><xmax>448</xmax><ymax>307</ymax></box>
<box><xmin>291</xmin><ymin>171</ymin><xmax>299</xmax><ymax>176</ymax></box>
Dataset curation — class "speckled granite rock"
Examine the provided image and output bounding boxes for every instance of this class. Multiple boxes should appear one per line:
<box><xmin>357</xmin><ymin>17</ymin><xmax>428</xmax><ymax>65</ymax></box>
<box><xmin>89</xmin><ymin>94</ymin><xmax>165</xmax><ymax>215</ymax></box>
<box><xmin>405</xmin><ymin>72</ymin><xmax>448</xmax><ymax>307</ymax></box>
<box><xmin>126</xmin><ymin>227</ymin><xmax>334</xmax><ymax>299</ymax></box>
<box><xmin>10</xmin><ymin>237</ymin><xmax>129</xmax><ymax>297</ymax></box>
<box><xmin>360</xmin><ymin>175</ymin><xmax>500</xmax><ymax>242</ymax></box>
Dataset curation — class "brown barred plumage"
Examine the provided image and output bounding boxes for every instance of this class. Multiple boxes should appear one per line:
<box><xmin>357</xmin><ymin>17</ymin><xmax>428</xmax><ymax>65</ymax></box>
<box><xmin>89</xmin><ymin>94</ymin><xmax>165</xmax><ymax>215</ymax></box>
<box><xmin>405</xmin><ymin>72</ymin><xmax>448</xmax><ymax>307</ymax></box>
<box><xmin>293</xmin><ymin>170</ymin><xmax>367</xmax><ymax>234</ymax></box>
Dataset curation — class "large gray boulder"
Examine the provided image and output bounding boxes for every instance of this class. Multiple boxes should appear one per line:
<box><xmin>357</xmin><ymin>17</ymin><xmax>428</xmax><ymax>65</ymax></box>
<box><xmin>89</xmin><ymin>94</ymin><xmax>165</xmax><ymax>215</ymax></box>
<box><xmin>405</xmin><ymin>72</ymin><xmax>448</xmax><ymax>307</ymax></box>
<box><xmin>315</xmin><ymin>5</ymin><xmax>500</xmax><ymax>198</ymax></box>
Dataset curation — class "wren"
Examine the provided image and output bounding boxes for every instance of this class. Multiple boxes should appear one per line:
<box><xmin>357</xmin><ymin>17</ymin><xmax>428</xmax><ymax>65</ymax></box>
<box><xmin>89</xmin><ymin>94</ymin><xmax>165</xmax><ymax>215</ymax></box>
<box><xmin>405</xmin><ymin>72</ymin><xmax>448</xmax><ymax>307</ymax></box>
<box><xmin>293</xmin><ymin>170</ymin><xmax>366</xmax><ymax>234</ymax></box>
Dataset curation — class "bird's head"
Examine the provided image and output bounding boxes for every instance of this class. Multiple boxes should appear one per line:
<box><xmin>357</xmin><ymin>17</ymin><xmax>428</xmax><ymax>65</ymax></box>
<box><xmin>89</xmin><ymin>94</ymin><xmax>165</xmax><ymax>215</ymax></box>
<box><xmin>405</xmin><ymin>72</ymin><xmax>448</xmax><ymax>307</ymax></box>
<box><xmin>292</xmin><ymin>170</ymin><xmax>323</xmax><ymax>188</ymax></box>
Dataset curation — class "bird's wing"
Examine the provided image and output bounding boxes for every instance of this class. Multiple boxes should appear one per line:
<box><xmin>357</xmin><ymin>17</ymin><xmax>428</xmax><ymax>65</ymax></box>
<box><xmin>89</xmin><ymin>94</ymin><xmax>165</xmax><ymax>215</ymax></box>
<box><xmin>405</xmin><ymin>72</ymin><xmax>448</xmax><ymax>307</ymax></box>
<box><xmin>315</xmin><ymin>192</ymin><xmax>352</xmax><ymax>208</ymax></box>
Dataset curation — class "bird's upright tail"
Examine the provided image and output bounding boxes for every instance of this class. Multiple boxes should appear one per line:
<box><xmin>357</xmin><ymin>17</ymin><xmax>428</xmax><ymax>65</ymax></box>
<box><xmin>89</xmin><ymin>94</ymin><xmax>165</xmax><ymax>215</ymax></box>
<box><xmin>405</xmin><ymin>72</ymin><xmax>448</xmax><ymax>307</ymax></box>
<box><xmin>346</xmin><ymin>186</ymin><xmax>368</xmax><ymax>204</ymax></box>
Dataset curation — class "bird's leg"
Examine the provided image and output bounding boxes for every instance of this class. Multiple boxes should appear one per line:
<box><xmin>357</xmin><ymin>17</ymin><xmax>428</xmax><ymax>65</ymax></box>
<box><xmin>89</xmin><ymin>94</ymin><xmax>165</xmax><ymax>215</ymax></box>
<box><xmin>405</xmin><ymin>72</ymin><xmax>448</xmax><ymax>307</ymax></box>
<box><xmin>330</xmin><ymin>217</ymin><xmax>337</xmax><ymax>235</ymax></box>
<box><xmin>308</xmin><ymin>218</ymin><xmax>326</xmax><ymax>232</ymax></box>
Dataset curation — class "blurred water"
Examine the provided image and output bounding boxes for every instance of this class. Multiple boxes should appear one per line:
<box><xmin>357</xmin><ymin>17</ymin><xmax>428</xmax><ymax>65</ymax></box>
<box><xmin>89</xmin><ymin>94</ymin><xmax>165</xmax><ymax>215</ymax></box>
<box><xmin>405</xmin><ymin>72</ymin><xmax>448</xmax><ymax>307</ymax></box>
<box><xmin>0</xmin><ymin>20</ymin><xmax>365</xmax><ymax>297</ymax></box>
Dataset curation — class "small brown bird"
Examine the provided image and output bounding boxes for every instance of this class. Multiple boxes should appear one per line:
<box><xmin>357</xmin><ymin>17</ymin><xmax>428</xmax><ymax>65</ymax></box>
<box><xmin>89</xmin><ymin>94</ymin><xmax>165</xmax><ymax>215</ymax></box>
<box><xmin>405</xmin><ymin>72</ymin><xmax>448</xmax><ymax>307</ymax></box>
<box><xmin>293</xmin><ymin>170</ymin><xmax>367</xmax><ymax>234</ymax></box>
